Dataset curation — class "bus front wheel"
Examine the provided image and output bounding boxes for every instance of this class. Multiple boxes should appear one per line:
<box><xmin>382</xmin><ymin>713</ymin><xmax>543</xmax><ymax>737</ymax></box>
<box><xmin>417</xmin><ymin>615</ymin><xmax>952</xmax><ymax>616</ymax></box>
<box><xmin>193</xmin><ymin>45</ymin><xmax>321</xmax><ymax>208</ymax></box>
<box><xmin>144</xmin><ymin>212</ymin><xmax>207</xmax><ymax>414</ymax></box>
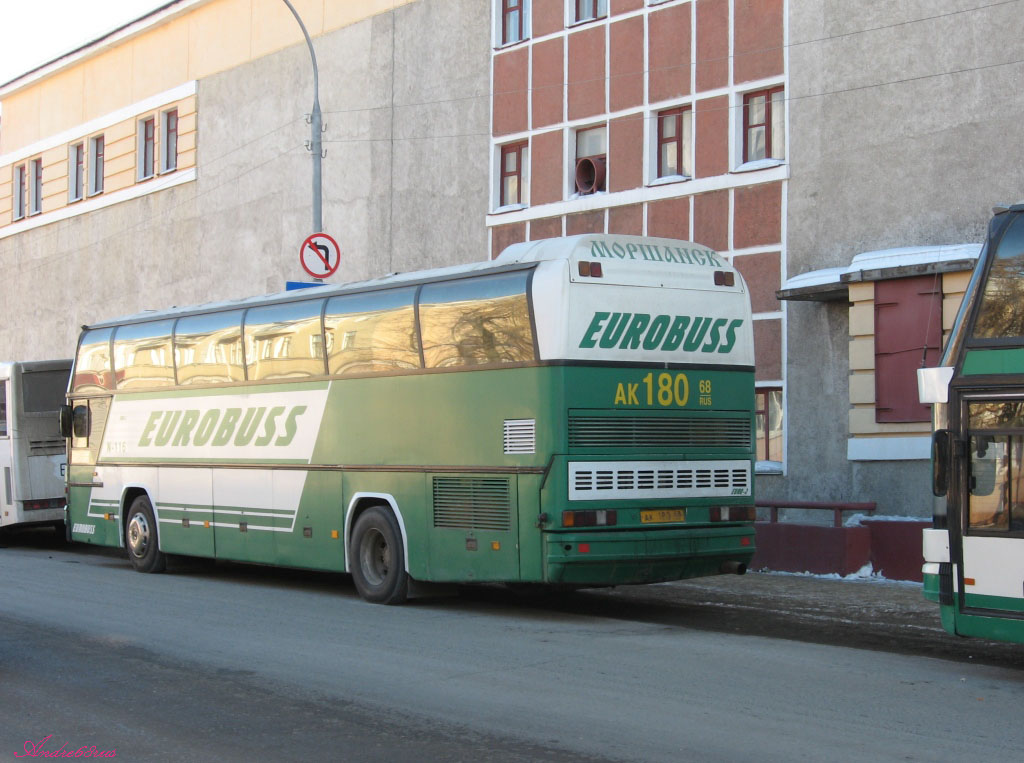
<box><xmin>125</xmin><ymin>495</ymin><xmax>166</xmax><ymax>574</ymax></box>
<box><xmin>350</xmin><ymin>506</ymin><xmax>408</xmax><ymax>604</ymax></box>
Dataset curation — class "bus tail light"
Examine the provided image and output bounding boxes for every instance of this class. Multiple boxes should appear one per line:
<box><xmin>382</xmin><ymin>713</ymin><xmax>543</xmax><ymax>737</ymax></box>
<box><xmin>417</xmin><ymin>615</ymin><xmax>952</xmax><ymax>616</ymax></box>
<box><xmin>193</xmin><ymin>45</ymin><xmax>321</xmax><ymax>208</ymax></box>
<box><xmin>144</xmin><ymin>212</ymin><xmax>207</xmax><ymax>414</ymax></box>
<box><xmin>578</xmin><ymin>261</ymin><xmax>604</xmax><ymax>278</ymax></box>
<box><xmin>713</xmin><ymin>270</ymin><xmax>735</xmax><ymax>287</ymax></box>
<box><xmin>709</xmin><ymin>506</ymin><xmax>756</xmax><ymax>522</ymax></box>
<box><xmin>562</xmin><ymin>509</ymin><xmax>616</xmax><ymax>527</ymax></box>
<box><xmin>23</xmin><ymin>498</ymin><xmax>66</xmax><ymax>511</ymax></box>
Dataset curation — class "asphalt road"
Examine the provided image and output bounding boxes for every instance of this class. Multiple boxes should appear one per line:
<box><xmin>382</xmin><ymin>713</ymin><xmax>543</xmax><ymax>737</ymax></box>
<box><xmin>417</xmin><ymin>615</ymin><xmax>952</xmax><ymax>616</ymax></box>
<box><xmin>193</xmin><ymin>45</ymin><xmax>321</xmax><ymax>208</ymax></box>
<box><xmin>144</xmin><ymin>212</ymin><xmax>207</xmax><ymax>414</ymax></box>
<box><xmin>2</xmin><ymin>529</ymin><xmax>1023</xmax><ymax>762</ymax></box>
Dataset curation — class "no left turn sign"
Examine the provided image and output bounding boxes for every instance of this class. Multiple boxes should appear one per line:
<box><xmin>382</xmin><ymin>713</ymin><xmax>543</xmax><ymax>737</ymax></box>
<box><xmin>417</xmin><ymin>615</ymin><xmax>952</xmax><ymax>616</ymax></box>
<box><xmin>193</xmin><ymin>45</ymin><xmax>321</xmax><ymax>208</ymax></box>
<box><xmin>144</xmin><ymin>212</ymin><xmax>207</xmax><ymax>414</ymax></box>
<box><xmin>299</xmin><ymin>232</ymin><xmax>341</xmax><ymax>279</ymax></box>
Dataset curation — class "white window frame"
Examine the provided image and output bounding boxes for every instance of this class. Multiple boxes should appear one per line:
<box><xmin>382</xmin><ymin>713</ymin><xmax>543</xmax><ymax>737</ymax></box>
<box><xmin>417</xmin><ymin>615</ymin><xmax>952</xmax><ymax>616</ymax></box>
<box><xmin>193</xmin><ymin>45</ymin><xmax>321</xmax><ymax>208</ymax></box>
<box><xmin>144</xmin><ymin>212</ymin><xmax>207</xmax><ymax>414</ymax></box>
<box><xmin>160</xmin><ymin>108</ymin><xmax>179</xmax><ymax>174</ymax></box>
<box><xmin>68</xmin><ymin>142</ymin><xmax>85</xmax><ymax>203</ymax></box>
<box><xmin>12</xmin><ymin>164</ymin><xmax>26</xmax><ymax>221</ymax></box>
<box><xmin>88</xmin><ymin>135</ymin><xmax>105</xmax><ymax>196</ymax></box>
<box><xmin>137</xmin><ymin>115</ymin><xmax>156</xmax><ymax>181</ymax></box>
<box><xmin>571</xmin><ymin>123</ymin><xmax>607</xmax><ymax>198</ymax></box>
<box><xmin>494</xmin><ymin>0</ymin><xmax>530</xmax><ymax>48</ymax></box>
<box><xmin>28</xmin><ymin>157</ymin><xmax>43</xmax><ymax>216</ymax></box>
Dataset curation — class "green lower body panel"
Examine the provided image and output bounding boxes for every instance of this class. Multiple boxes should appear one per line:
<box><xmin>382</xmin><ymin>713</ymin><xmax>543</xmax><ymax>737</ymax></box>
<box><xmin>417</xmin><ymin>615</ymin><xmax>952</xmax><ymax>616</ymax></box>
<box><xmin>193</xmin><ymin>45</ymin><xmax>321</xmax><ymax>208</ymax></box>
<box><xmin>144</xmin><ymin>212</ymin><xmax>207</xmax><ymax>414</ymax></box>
<box><xmin>924</xmin><ymin>573</ymin><xmax>1024</xmax><ymax>643</ymax></box>
<box><xmin>543</xmin><ymin>525</ymin><xmax>754</xmax><ymax>585</ymax></box>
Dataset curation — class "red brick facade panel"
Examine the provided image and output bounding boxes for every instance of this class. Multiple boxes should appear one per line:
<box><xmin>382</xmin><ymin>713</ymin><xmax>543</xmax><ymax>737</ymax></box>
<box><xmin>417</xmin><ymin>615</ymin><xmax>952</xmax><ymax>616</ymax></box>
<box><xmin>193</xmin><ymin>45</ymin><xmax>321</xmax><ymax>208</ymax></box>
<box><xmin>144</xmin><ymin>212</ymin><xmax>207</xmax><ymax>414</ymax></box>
<box><xmin>694</xmin><ymin>96</ymin><xmax>729</xmax><ymax>178</ymax></box>
<box><xmin>692</xmin><ymin>189</ymin><xmax>729</xmax><ymax>251</ymax></box>
<box><xmin>566</xmin><ymin>210</ymin><xmax>605</xmax><ymax>235</ymax></box>
<box><xmin>532</xmin><ymin>0</ymin><xmax>564</xmax><ymax>37</ymax></box>
<box><xmin>733</xmin><ymin>251</ymin><xmax>781</xmax><ymax>314</ymax></box>
<box><xmin>610</xmin><ymin>17</ymin><xmax>644</xmax><ymax>112</ymax></box>
<box><xmin>696</xmin><ymin>0</ymin><xmax>729</xmax><ymax>91</ymax></box>
<box><xmin>611</xmin><ymin>0</ymin><xmax>644</xmax><ymax>14</ymax></box>
<box><xmin>648</xmin><ymin>3</ymin><xmax>691</xmax><ymax>103</ymax></box>
<box><xmin>647</xmin><ymin>196</ymin><xmax>691</xmax><ymax>241</ymax></box>
<box><xmin>608</xmin><ymin>115</ymin><xmax>644</xmax><ymax>192</ymax></box>
<box><xmin>734</xmin><ymin>0</ymin><xmax>784</xmax><ymax>83</ymax></box>
<box><xmin>733</xmin><ymin>181</ymin><xmax>782</xmax><ymax>249</ymax></box>
<box><xmin>568</xmin><ymin>26</ymin><xmax>606</xmax><ymax>121</ymax></box>
<box><xmin>530</xmin><ymin>215</ymin><xmax>564</xmax><ymax>240</ymax></box>
<box><xmin>493</xmin><ymin>48</ymin><xmax>528</xmax><ymax>137</ymax></box>
<box><xmin>492</xmin><ymin>222</ymin><xmax>527</xmax><ymax>259</ymax></box>
<box><xmin>532</xmin><ymin>38</ymin><xmax>564</xmax><ymax>128</ymax></box>
<box><xmin>753</xmin><ymin>318</ymin><xmax>782</xmax><ymax>381</ymax></box>
<box><xmin>608</xmin><ymin>204</ymin><xmax>643</xmax><ymax>235</ymax></box>
<box><xmin>530</xmin><ymin>129</ymin><xmax>564</xmax><ymax>206</ymax></box>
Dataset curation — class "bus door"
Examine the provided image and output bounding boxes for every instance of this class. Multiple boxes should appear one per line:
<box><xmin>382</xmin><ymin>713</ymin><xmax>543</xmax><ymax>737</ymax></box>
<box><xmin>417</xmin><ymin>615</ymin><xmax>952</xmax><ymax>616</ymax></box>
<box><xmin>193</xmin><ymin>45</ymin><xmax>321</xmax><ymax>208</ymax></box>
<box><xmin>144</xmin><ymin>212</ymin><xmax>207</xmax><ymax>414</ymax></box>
<box><xmin>955</xmin><ymin>393</ymin><xmax>1024</xmax><ymax>620</ymax></box>
<box><xmin>0</xmin><ymin>375</ymin><xmax>12</xmax><ymax>525</ymax></box>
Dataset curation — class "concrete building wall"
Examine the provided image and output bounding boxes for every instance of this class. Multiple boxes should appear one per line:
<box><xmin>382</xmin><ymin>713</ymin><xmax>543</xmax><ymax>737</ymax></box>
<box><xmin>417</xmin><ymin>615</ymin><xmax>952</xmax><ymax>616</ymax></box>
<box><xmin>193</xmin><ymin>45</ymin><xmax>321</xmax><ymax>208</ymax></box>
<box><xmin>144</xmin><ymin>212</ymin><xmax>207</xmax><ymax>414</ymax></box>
<box><xmin>0</xmin><ymin>0</ymin><xmax>490</xmax><ymax>362</ymax></box>
<box><xmin>777</xmin><ymin>0</ymin><xmax>1024</xmax><ymax>515</ymax></box>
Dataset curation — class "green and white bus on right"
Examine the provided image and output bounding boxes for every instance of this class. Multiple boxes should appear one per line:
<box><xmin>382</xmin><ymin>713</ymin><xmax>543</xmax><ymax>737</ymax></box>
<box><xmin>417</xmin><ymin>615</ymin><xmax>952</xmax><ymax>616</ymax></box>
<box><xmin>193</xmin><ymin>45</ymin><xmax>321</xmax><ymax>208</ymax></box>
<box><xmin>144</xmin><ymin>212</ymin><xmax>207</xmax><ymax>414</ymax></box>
<box><xmin>923</xmin><ymin>203</ymin><xmax>1024</xmax><ymax>643</ymax></box>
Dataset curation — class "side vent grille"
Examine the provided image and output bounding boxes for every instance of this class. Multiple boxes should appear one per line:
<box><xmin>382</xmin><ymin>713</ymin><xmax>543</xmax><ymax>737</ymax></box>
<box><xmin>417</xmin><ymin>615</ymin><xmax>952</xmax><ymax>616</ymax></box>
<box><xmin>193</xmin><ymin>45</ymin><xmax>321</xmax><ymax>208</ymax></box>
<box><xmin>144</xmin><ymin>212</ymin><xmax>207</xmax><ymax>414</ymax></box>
<box><xmin>29</xmin><ymin>438</ymin><xmax>65</xmax><ymax>456</ymax></box>
<box><xmin>503</xmin><ymin>419</ymin><xmax>536</xmax><ymax>454</ymax></box>
<box><xmin>433</xmin><ymin>477</ymin><xmax>511</xmax><ymax>531</ymax></box>
<box><xmin>569</xmin><ymin>416</ymin><xmax>751</xmax><ymax>450</ymax></box>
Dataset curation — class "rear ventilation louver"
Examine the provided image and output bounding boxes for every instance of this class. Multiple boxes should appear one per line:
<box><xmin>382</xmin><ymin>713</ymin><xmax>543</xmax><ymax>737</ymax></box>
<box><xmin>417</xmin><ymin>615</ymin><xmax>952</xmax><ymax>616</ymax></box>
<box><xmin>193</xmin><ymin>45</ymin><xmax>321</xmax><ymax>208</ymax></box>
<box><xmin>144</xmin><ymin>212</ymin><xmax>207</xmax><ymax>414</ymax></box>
<box><xmin>29</xmin><ymin>438</ymin><xmax>65</xmax><ymax>456</ymax></box>
<box><xmin>433</xmin><ymin>477</ymin><xmax>512</xmax><ymax>531</ymax></box>
<box><xmin>569</xmin><ymin>416</ymin><xmax>751</xmax><ymax>450</ymax></box>
<box><xmin>503</xmin><ymin>419</ymin><xmax>536</xmax><ymax>454</ymax></box>
<box><xmin>569</xmin><ymin>460</ymin><xmax>751</xmax><ymax>501</ymax></box>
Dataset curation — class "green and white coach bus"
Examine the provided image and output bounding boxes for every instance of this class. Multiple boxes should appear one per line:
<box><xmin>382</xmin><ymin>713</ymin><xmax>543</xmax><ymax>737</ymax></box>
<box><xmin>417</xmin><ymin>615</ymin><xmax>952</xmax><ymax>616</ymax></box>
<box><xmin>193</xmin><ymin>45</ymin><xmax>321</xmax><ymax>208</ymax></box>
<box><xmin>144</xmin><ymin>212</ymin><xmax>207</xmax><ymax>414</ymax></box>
<box><xmin>62</xmin><ymin>235</ymin><xmax>756</xmax><ymax>603</ymax></box>
<box><xmin>922</xmin><ymin>204</ymin><xmax>1024</xmax><ymax>642</ymax></box>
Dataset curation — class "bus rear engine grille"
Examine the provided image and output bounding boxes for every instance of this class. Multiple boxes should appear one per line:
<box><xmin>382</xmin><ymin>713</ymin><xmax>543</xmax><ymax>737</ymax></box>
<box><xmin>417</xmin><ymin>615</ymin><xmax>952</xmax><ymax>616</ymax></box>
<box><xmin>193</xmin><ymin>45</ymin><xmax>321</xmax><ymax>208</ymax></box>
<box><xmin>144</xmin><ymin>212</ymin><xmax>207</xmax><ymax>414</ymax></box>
<box><xmin>29</xmin><ymin>438</ymin><xmax>66</xmax><ymax>456</ymax></box>
<box><xmin>568</xmin><ymin>416</ymin><xmax>751</xmax><ymax>450</ymax></box>
<box><xmin>569</xmin><ymin>460</ymin><xmax>751</xmax><ymax>501</ymax></box>
<box><xmin>432</xmin><ymin>477</ymin><xmax>512</xmax><ymax>531</ymax></box>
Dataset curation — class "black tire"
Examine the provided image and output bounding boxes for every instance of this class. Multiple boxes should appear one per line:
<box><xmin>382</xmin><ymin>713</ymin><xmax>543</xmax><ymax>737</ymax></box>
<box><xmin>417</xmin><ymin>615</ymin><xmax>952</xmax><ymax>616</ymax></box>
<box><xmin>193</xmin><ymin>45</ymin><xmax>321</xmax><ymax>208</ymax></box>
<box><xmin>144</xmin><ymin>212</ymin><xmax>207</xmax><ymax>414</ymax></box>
<box><xmin>349</xmin><ymin>506</ymin><xmax>408</xmax><ymax>604</ymax></box>
<box><xmin>125</xmin><ymin>495</ymin><xmax>166</xmax><ymax>574</ymax></box>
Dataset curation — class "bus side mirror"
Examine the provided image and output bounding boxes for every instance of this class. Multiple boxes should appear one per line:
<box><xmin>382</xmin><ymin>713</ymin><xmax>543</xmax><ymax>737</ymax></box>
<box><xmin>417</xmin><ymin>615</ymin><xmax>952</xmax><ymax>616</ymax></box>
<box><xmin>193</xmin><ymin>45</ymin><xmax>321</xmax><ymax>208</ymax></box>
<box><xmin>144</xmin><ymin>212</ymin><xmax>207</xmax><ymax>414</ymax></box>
<box><xmin>58</xmin><ymin>404</ymin><xmax>73</xmax><ymax>439</ymax></box>
<box><xmin>932</xmin><ymin>429</ymin><xmax>953</xmax><ymax>497</ymax></box>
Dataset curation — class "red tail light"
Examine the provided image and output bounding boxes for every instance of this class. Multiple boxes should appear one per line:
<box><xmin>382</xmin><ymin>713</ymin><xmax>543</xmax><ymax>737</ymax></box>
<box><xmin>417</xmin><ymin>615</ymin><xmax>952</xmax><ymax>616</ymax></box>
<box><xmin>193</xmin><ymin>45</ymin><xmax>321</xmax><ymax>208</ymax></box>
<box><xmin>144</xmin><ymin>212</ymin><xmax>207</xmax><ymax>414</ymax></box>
<box><xmin>562</xmin><ymin>509</ymin><xmax>617</xmax><ymax>527</ymax></box>
<box><xmin>578</xmin><ymin>261</ymin><xmax>604</xmax><ymax>278</ymax></box>
<box><xmin>709</xmin><ymin>506</ymin><xmax>756</xmax><ymax>522</ymax></box>
<box><xmin>713</xmin><ymin>270</ymin><xmax>735</xmax><ymax>286</ymax></box>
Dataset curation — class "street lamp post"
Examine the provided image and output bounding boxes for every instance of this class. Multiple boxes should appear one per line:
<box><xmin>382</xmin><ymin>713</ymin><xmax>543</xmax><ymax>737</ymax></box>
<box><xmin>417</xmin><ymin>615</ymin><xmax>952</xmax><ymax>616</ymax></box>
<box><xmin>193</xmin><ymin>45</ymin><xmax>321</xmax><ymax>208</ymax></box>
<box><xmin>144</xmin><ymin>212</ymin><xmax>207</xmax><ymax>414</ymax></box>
<box><xmin>282</xmin><ymin>0</ymin><xmax>323</xmax><ymax>235</ymax></box>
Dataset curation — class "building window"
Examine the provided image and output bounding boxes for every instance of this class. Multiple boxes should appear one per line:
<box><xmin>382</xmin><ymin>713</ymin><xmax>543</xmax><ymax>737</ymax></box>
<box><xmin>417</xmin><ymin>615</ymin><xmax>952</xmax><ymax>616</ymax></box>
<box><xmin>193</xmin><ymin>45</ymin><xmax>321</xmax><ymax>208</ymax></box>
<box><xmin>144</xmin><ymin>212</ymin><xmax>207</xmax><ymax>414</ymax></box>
<box><xmin>501</xmin><ymin>0</ymin><xmax>526</xmax><ymax>45</ymax></box>
<box><xmin>574</xmin><ymin>125</ymin><xmax>606</xmax><ymax>195</ymax></box>
<box><xmin>743</xmin><ymin>86</ymin><xmax>785</xmax><ymax>163</ymax></box>
<box><xmin>29</xmin><ymin>158</ymin><xmax>43</xmax><ymax>216</ymax></box>
<box><xmin>69</xmin><ymin>143</ymin><xmax>85</xmax><ymax>202</ymax></box>
<box><xmin>88</xmin><ymin>135</ymin><xmax>105</xmax><ymax>196</ymax></box>
<box><xmin>575</xmin><ymin>0</ymin><xmax>607</xmax><ymax>23</ymax></box>
<box><xmin>657</xmin><ymin>107</ymin><xmax>692</xmax><ymax>179</ymax></box>
<box><xmin>874</xmin><ymin>275</ymin><xmax>942</xmax><ymax>423</ymax></box>
<box><xmin>755</xmin><ymin>387</ymin><xmax>783</xmax><ymax>464</ymax></box>
<box><xmin>161</xmin><ymin>109</ymin><xmax>178</xmax><ymax>173</ymax></box>
<box><xmin>138</xmin><ymin>117</ymin><xmax>156</xmax><ymax>181</ymax></box>
<box><xmin>499</xmin><ymin>142</ymin><xmax>527</xmax><ymax>207</ymax></box>
<box><xmin>13</xmin><ymin>164</ymin><xmax>26</xmax><ymax>221</ymax></box>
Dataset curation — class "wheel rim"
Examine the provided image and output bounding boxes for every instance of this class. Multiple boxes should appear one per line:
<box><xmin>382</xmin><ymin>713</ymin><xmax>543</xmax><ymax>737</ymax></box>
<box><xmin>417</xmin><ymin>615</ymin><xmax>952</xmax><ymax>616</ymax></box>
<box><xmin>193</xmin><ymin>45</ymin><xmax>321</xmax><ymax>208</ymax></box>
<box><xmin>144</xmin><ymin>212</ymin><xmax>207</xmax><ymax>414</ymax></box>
<box><xmin>127</xmin><ymin>512</ymin><xmax>151</xmax><ymax>559</ymax></box>
<box><xmin>358</xmin><ymin>527</ymin><xmax>390</xmax><ymax>587</ymax></box>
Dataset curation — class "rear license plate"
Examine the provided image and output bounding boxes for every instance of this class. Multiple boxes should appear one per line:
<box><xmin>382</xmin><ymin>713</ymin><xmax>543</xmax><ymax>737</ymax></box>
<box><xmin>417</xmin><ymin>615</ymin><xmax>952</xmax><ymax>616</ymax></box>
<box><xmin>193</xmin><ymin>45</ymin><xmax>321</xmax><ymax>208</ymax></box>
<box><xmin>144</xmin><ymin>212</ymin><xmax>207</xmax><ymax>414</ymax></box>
<box><xmin>640</xmin><ymin>509</ymin><xmax>685</xmax><ymax>524</ymax></box>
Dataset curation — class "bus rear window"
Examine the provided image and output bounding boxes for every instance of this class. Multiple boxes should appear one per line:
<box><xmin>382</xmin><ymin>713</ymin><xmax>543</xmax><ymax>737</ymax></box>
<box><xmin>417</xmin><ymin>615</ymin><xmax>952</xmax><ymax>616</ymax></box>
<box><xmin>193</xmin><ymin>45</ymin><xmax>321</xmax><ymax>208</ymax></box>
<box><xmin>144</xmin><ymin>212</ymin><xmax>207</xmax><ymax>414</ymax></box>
<box><xmin>419</xmin><ymin>272</ymin><xmax>534</xmax><ymax>368</ymax></box>
<box><xmin>324</xmin><ymin>287</ymin><xmax>420</xmax><ymax>376</ymax></box>
<box><xmin>114</xmin><ymin>320</ymin><xmax>176</xmax><ymax>390</ymax></box>
<box><xmin>973</xmin><ymin>214</ymin><xmax>1024</xmax><ymax>341</ymax></box>
<box><xmin>22</xmin><ymin>370</ymin><xmax>70</xmax><ymax>412</ymax></box>
<box><xmin>73</xmin><ymin>328</ymin><xmax>114</xmax><ymax>393</ymax></box>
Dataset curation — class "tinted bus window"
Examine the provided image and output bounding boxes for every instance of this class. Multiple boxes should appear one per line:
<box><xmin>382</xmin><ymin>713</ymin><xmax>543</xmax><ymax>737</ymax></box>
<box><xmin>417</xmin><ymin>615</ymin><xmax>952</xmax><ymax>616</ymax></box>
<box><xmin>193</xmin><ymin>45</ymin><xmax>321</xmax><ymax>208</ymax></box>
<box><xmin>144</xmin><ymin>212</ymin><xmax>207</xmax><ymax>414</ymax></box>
<box><xmin>419</xmin><ymin>272</ymin><xmax>534</xmax><ymax>368</ymax></box>
<box><xmin>324</xmin><ymin>287</ymin><xmax>420</xmax><ymax>376</ymax></box>
<box><xmin>114</xmin><ymin>320</ymin><xmax>176</xmax><ymax>390</ymax></box>
<box><xmin>175</xmin><ymin>310</ymin><xmax>245</xmax><ymax>386</ymax></box>
<box><xmin>974</xmin><ymin>214</ymin><xmax>1024</xmax><ymax>340</ymax></box>
<box><xmin>244</xmin><ymin>299</ymin><xmax>326</xmax><ymax>381</ymax></box>
<box><xmin>22</xmin><ymin>369</ymin><xmax>70</xmax><ymax>412</ymax></box>
<box><xmin>73</xmin><ymin>328</ymin><xmax>114</xmax><ymax>392</ymax></box>
<box><xmin>0</xmin><ymin>383</ymin><xmax>6</xmax><ymax>436</ymax></box>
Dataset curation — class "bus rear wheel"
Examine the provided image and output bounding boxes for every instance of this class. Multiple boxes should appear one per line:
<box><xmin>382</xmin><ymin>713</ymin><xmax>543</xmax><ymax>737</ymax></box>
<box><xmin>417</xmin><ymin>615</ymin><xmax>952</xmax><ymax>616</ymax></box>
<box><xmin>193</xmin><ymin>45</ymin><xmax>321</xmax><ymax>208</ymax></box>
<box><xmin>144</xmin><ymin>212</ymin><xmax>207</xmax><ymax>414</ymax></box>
<box><xmin>350</xmin><ymin>506</ymin><xmax>408</xmax><ymax>604</ymax></box>
<box><xmin>125</xmin><ymin>495</ymin><xmax>166</xmax><ymax>574</ymax></box>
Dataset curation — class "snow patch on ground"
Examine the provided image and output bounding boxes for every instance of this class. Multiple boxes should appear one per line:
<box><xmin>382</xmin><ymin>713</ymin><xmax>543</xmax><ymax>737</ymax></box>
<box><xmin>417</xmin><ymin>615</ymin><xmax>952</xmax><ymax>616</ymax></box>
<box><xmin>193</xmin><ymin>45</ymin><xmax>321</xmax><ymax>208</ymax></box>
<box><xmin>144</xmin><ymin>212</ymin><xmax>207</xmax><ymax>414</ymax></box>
<box><xmin>759</xmin><ymin>564</ymin><xmax>923</xmax><ymax>587</ymax></box>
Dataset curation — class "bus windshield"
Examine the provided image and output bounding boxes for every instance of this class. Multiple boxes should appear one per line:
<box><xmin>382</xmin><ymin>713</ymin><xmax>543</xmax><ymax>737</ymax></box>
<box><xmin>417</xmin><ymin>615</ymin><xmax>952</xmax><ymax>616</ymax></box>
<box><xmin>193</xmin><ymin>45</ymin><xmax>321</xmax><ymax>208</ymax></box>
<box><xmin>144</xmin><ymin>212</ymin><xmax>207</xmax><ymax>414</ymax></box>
<box><xmin>972</xmin><ymin>213</ymin><xmax>1024</xmax><ymax>341</ymax></box>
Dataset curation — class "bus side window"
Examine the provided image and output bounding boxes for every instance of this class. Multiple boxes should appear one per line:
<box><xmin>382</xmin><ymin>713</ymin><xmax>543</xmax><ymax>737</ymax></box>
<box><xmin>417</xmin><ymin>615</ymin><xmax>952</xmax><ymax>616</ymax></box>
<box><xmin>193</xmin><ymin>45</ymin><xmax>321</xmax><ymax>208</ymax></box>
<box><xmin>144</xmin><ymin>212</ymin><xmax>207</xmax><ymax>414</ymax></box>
<box><xmin>0</xmin><ymin>382</ymin><xmax>7</xmax><ymax>437</ymax></box>
<box><xmin>325</xmin><ymin>287</ymin><xmax>420</xmax><ymax>376</ymax></box>
<box><xmin>419</xmin><ymin>272</ymin><xmax>534</xmax><ymax>368</ymax></box>
<box><xmin>175</xmin><ymin>310</ymin><xmax>245</xmax><ymax>386</ymax></box>
<box><xmin>113</xmin><ymin>320</ymin><xmax>176</xmax><ymax>390</ymax></box>
<box><xmin>73</xmin><ymin>328</ymin><xmax>114</xmax><ymax>393</ymax></box>
<box><xmin>244</xmin><ymin>299</ymin><xmax>327</xmax><ymax>381</ymax></box>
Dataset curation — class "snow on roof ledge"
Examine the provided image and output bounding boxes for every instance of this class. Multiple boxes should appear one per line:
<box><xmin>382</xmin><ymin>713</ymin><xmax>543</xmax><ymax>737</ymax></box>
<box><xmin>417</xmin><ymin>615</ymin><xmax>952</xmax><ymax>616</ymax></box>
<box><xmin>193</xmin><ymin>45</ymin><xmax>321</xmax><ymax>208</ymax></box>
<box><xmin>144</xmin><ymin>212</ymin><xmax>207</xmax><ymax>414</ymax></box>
<box><xmin>779</xmin><ymin>243</ymin><xmax>982</xmax><ymax>301</ymax></box>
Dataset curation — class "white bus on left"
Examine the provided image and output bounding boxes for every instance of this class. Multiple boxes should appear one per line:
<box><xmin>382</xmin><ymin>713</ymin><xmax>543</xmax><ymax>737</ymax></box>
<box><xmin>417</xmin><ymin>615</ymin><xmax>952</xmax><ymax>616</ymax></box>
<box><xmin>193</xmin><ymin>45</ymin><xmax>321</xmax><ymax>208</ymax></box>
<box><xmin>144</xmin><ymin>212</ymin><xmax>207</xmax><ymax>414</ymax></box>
<box><xmin>0</xmin><ymin>360</ymin><xmax>72</xmax><ymax>536</ymax></box>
